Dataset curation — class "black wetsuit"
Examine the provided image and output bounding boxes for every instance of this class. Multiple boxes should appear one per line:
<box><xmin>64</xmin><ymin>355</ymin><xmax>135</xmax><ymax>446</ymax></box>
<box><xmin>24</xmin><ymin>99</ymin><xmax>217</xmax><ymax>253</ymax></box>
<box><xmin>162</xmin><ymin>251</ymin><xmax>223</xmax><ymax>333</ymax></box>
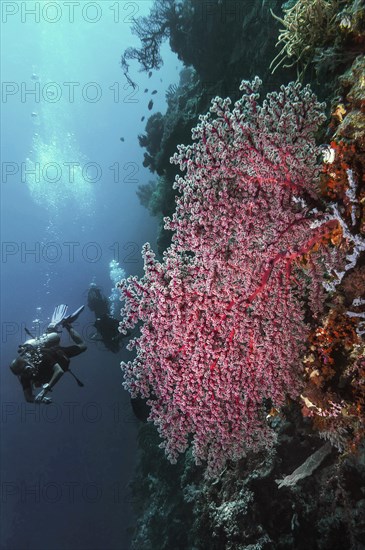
<box><xmin>94</xmin><ymin>314</ymin><xmax>121</xmax><ymax>352</ymax></box>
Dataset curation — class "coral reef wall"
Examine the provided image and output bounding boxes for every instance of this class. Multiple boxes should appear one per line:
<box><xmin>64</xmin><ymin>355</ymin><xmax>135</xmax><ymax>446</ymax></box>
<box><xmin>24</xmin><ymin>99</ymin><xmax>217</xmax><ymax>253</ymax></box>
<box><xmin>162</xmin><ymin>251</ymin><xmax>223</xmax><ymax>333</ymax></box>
<box><xmin>118</xmin><ymin>1</ymin><xmax>365</xmax><ymax>548</ymax></box>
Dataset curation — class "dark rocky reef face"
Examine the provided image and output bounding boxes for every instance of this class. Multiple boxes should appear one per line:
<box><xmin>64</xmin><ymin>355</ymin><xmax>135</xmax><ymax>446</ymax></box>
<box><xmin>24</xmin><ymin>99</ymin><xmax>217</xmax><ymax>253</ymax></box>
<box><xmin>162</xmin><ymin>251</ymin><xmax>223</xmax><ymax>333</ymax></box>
<box><xmin>130</xmin><ymin>404</ymin><xmax>365</xmax><ymax>550</ymax></box>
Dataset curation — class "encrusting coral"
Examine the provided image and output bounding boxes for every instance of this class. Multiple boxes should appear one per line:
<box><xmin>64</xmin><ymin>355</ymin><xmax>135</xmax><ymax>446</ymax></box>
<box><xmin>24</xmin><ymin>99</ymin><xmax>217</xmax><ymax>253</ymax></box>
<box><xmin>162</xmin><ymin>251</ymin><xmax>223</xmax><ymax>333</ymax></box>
<box><xmin>301</xmin><ymin>53</ymin><xmax>365</xmax><ymax>454</ymax></box>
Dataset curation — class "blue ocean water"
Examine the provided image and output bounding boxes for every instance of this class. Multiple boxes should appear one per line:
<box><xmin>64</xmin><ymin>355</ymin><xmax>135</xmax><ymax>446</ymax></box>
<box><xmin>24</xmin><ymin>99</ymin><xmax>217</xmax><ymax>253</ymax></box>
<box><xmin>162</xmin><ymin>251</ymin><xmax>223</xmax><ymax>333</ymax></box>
<box><xmin>1</xmin><ymin>3</ymin><xmax>182</xmax><ymax>549</ymax></box>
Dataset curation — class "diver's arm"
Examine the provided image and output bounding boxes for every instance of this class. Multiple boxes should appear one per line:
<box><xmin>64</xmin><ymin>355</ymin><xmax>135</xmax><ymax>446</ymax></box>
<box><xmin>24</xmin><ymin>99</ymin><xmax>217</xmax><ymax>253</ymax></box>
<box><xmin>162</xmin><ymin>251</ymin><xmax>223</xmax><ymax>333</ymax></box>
<box><xmin>65</xmin><ymin>326</ymin><xmax>87</xmax><ymax>352</ymax></box>
<box><xmin>35</xmin><ymin>363</ymin><xmax>64</xmax><ymax>403</ymax></box>
<box><xmin>47</xmin><ymin>363</ymin><xmax>64</xmax><ymax>389</ymax></box>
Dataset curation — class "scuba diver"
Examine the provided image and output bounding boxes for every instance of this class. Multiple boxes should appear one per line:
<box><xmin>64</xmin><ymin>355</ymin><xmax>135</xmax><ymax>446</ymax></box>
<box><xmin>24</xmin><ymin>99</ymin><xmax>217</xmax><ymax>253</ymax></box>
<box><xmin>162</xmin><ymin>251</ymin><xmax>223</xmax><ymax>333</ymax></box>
<box><xmin>88</xmin><ymin>282</ymin><xmax>147</xmax><ymax>421</ymax></box>
<box><xmin>87</xmin><ymin>284</ymin><xmax>128</xmax><ymax>353</ymax></box>
<box><xmin>10</xmin><ymin>305</ymin><xmax>87</xmax><ymax>404</ymax></box>
<box><xmin>87</xmin><ymin>285</ymin><xmax>109</xmax><ymax>318</ymax></box>
<box><xmin>93</xmin><ymin>315</ymin><xmax>121</xmax><ymax>353</ymax></box>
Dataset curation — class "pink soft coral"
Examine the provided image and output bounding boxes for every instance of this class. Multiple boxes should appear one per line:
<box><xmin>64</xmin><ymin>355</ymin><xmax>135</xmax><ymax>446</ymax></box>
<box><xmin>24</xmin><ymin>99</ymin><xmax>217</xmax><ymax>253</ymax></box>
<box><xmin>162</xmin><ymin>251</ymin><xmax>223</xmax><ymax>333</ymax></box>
<box><xmin>119</xmin><ymin>78</ymin><xmax>339</xmax><ymax>476</ymax></box>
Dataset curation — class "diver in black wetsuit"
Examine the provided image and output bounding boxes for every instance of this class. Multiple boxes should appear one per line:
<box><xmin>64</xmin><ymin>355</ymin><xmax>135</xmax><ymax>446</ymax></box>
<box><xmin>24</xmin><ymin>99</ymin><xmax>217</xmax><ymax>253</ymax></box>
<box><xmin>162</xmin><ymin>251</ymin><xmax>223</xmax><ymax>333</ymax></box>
<box><xmin>93</xmin><ymin>315</ymin><xmax>122</xmax><ymax>353</ymax></box>
<box><xmin>87</xmin><ymin>284</ymin><xmax>127</xmax><ymax>353</ymax></box>
<box><xmin>10</xmin><ymin>305</ymin><xmax>87</xmax><ymax>403</ymax></box>
<box><xmin>87</xmin><ymin>284</ymin><xmax>150</xmax><ymax>421</ymax></box>
<box><xmin>87</xmin><ymin>285</ymin><xmax>109</xmax><ymax>318</ymax></box>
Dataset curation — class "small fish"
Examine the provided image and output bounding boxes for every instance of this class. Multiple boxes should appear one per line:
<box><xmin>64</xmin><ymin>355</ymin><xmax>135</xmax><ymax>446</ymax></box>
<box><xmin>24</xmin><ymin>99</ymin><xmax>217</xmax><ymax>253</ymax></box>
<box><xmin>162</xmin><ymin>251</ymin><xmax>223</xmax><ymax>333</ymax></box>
<box><xmin>31</xmin><ymin>112</ymin><xmax>38</xmax><ymax>117</ymax></box>
<box><xmin>31</xmin><ymin>73</ymin><xmax>39</xmax><ymax>81</ymax></box>
<box><xmin>148</xmin><ymin>71</ymin><xmax>152</xmax><ymax>78</ymax></box>
<box><xmin>144</xmin><ymin>89</ymin><xmax>148</xmax><ymax>93</ymax></box>
<box><xmin>148</xmin><ymin>100</ymin><xmax>153</xmax><ymax>110</ymax></box>
<box><xmin>151</xmin><ymin>90</ymin><xmax>157</xmax><ymax>95</ymax></box>
<box><xmin>120</xmin><ymin>137</ymin><xmax>125</xmax><ymax>142</ymax></box>
<box><xmin>141</xmin><ymin>116</ymin><xmax>145</xmax><ymax>122</ymax></box>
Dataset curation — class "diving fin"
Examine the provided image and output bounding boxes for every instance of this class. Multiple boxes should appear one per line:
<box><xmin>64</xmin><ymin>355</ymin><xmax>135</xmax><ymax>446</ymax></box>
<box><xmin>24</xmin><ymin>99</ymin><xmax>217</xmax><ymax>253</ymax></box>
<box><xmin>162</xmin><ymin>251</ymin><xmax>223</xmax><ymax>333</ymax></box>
<box><xmin>62</xmin><ymin>305</ymin><xmax>85</xmax><ymax>327</ymax></box>
<box><xmin>47</xmin><ymin>304</ymin><xmax>68</xmax><ymax>332</ymax></box>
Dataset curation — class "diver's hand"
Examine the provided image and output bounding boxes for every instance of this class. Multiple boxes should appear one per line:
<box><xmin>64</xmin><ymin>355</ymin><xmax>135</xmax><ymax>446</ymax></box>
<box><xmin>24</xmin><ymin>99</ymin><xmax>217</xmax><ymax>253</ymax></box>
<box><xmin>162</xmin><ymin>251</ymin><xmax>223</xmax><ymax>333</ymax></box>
<box><xmin>42</xmin><ymin>397</ymin><xmax>52</xmax><ymax>404</ymax></box>
<box><xmin>35</xmin><ymin>391</ymin><xmax>52</xmax><ymax>404</ymax></box>
<box><xmin>35</xmin><ymin>390</ymin><xmax>46</xmax><ymax>403</ymax></box>
<box><xmin>35</xmin><ymin>384</ymin><xmax>52</xmax><ymax>403</ymax></box>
